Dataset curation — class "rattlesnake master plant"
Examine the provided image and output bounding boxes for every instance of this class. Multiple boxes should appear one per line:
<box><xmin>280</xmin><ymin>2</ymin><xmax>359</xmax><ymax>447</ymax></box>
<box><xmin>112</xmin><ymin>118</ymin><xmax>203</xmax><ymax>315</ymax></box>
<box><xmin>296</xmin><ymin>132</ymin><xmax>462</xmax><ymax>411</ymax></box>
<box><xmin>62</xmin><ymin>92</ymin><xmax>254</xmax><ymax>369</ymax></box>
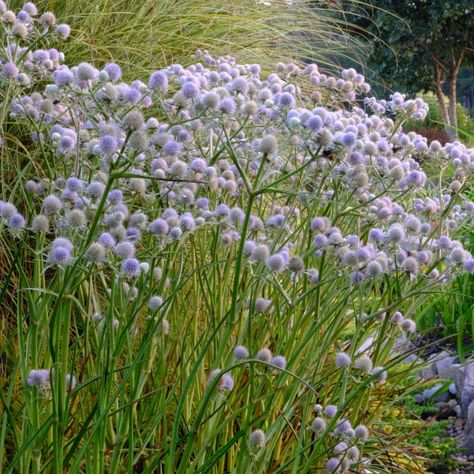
<box><xmin>0</xmin><ymin>2</ymin><xmax>474</xmax><ymax>473</ymax></box>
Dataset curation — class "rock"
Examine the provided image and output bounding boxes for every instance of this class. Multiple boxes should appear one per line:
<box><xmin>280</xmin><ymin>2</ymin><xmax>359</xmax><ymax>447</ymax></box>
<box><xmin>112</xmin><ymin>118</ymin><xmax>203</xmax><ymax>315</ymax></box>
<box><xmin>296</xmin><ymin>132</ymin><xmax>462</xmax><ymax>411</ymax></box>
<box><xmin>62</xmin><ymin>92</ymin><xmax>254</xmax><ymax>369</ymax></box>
<box><xmin>415</xmin><ymin>383</ymin><xmax>450</xmax><ymax>404</ymax></box>
<box><xmin>356</xmin><ymin>336</ymin><xmax>374</xmax><ymax>355</ymax></box>
<box><xmin>429</xmin><ymin>350</ymin><xmax>451</xmax><ymax>363</ymax></box>
<box><xmin>417</xmin><ymin>351</ymin><xmax>458</xmax><ymax>380</ymax></box>
<box><xmin>463</xmin><ymin>429</ymin><xmax>474</xmax><ymax>454</ymax></box>
<box><xmin>455</xmin><ymin>362</ymin><xmax>474</xmax><ymax>416</ymax></box>
<box><xmin>433</xmin><ymin>355</ymin><xmax>458</xmax><ymax>379</ymax></box>
<box><xmin>467</xmin><ymin>400</ymin><xmax>474</xmax><ymax>431</ymax></box>
<box><xmin>404</xmin><ymin>354</ymin><xmax>419</xmax><ymax>363</ymax></box>
<box><xmin>436</xmin><ymin>390</ymin><xmax>451</xmax><ymax>403</ymax></box>
<box><xmin>418</xmin><ymin>365</ymin><xmax>435</xmax><ymax>379</ymax></box>
<box><xmin>462</xmin><ymin>399</ymin><xmax>474</xmax><ymax>454</ymax></box>
<box><xmin>414</xmin><ymin>393</ymin><xmax>425</xmax><ymax>404</ymax></box>
<box><xmin>393</xmin><ymin>335</ymin><xmax>416</xmax><ymax>354</ymax></box>
<box><xmin>434</xmin><ymin>401</ymin><xmax>456</xmax><ymax>419</ymax></box>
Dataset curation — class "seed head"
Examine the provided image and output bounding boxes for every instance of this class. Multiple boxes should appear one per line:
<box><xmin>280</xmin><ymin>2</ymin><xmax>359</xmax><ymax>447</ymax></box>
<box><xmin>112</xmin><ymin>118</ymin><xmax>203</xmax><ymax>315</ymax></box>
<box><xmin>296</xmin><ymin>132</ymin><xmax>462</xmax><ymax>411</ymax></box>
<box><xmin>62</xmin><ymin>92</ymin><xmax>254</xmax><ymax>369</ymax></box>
<box><xmin>401</xmin><ymin>318</ymin><xmax>416</xmax><ymax>333</ymax></box>
<box><xmin>310</xmin><ymin>416</ymin><xmax>326</xmax><ymax>433</ymax></box>
<box><xmin>218</xmin><ymin>98</ymin><xmax>236</xmax><ymax>115</ymax></box>
<box><xmin>48</xmin><ymin>246</ymin><xmax>71</xmax><ymax>265</ymax></box>
<box><xmin>40</xmin><ymin>11</ymin><xmax>56</xmax><ymax>27</ymax></box>
<box><xmin>401</xmin><ymin>256</ymin><xmax>419</xmax><ymax>274</ymax></box>
<box><xmin>387</xmin><ymin>224</ymin><xmax>405</xmax><ymax>243</ymax></box>
<box><xmin>9</xmin><ymin>213</ymin><xmax>25</xmax><ymax>229</ymax></box>
<box><xmin>255</xmin><ymin>348</ymin><xmax>272</xmax><ymax>363</ymax></box>
<box><xmin>103</xmin><ymin>63</ymin><xmax>122</xmax><ymax>82</ymax></box>
<box><xmin>288</xmin><ymin>256</ymin><xmax>304</xmax><ymax>273</ymax></box>
<box><xmin>31</xmin><ymin>214</ymin><xmax>49</xmax><ymax>233</ymax></box>
<box><xmin>354</xmin><ymin>355</ymin><xmax>373</xmax><ymax>373</ymax></box>
<box><xmin>23</xmin><ymin>3</ymin><xmax>38</xmax><ymax>16</ymax></box>
<box><xmin>464</xmin><ymin>259</ymin><xmax>474</xmax><ymax>274</ymax></box>
<box><xmin>267</xmin><ymin>254</ymin><xmax>285</xmax><ymax>272</ymax></box>
<box><xmin>149</xmin><ymin>71</ymin><xmax>168</xmax><ymax>92</ymax></box>
<box><xmin>249</xmin><ymin>429</ymin><xmax>266</xmax><ymax>448</ymax></box>
<box><xmin>354</xmin><ymin>424</ymin><xmax>369</xmax><ymax>441</ymax></box>
<box><xmin>76</xmin><ymin>62</ymin><xmax>97</xmax><ymax>81</ymax></box>
<box><xmin>324</xmin><ymin>405</ymin><xmax>337</xmax><ymax>417</ymax></box>
<box><xmin>181</xmin><ymin>81</ymin><xmax>199</xmax><ymax>99</ymax></box>
<box><xmin>326</xmin><ymin>458</ymin><xmax>340</xmax><ymax>472</ymax></box>
<box><xmin>52</xmin><ymin>237</ymin><xmax>73</xmax><ymax>251</ymax></box>
<box><xmin>43</xmin><ymin>194</ymin><xmax>63</xmax><ymax>215</ymax></box>
<box><xmin>251</xmin><ymin>244</ymin><xmax>270</xmax><ymax>263</ymax></box>
<box><xmin>115</xmin><ymin>241</ymin><xmax>135</xmax><ymax>259</ymax></box>
<box><xmin>208</xmin><ymin>369</ymin><xmax>234</xmax><ymax>391</ymax></box>
<box><xmin>258</xmin><ymin>135</ymin><xmax>278</xmax><ymax>155</ymax></box>
<box><xmin>372</xmin><ymin>366</ymin><xmax>388</xmax><ymax>382</ymax></box>
<box><xmin>123</xmin><ymin>110</ymin><xmax>145</xmax><ymax>132</ymax></box>
<box><xmin>255</xmin><ymin>298</ymin><xmax>272</xmax><ymax>313</ymax></box>
<box><xmin>66</xmin><ymin>209</ymin><xmax>86</xmax><ymax>229</ymax></box>
<box><xmin>56</xmin><ymin>23</ymin><xmax>71</xmax><ymax>39</ymax></box>
<box><xmin>85</xmin><ymin>243</ymin><xmax>106</xmax><ymax>264</ymax></box>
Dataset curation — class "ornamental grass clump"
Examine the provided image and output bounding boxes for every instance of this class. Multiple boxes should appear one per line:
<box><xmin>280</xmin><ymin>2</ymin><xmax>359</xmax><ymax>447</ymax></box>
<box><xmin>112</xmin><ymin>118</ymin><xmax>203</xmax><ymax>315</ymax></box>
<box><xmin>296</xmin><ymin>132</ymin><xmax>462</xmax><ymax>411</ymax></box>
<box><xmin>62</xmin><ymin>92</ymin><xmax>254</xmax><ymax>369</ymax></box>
<box><xmin>1</xmin><ymin>2</ymin><xmax>474</xmax><ymax>473</ymax></box>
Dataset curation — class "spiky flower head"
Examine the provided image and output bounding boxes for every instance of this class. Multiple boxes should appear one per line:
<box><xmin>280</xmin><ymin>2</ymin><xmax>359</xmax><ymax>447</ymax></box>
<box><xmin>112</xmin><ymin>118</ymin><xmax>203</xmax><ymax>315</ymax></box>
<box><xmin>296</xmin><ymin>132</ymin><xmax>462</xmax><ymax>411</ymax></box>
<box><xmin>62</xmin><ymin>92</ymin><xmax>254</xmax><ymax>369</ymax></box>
<box><xmin>270</xmin><ymin>355</ymin><xmax>286</xmax><ymax>369</ymax></box>
<box><xmin>48</xmin><ymin>246</ymin><xmax>72</xmax><ymax>266</ymax></box>
<box><xmin>121</xmin><ymin>258</ymin><xmax>141</xmax><ymax>277</ymax></box>
<box><xmin>234</xmin><ymin>345</ymin><xmax>249</xmax><ymax>360</ymax></box>
<box><xmin>335</xmin><ymin>352</ymin><xmax>351</xmax><ymax>368</ymax></box>
<box><xmin>148</xmin><ymin>296</ymin><xmax>163</xmax><ymax>310</ymax></box>
<box><xmin>208</xmin><ymin>369</ymin><xmax>234</xmax><ymax>391</ymax></box>
<box><xmin>27</xmin><ymin>369</ymin><xmax>50</xmax><ymax>387</ymax></box>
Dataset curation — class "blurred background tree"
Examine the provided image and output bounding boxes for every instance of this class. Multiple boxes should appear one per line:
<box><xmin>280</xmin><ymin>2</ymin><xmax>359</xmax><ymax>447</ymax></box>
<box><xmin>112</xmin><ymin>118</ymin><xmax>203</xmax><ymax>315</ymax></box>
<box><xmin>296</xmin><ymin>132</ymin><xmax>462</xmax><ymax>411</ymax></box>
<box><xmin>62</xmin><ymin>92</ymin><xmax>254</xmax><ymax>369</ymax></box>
<box><xmin>340</xmin><ymin>0</ymin><xmax>474</xmax><ymax>140</ymax></box>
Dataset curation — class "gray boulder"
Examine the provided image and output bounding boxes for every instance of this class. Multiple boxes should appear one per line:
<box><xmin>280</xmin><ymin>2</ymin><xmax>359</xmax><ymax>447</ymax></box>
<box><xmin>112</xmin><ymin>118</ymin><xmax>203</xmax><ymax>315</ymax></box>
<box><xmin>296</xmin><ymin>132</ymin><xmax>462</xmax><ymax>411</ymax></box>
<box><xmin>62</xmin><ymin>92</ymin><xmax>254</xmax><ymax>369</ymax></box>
<box><xmin>433</xmin><ymin>354</ymin><xmax>458</xmax><ymax>379</ymax></box>
<box><xmin>463</xmin><ymin>399</ymin><xmax>474</xmax><ymax>454</ymax></box>
<box><xmin>455</xmin><ymin>362</ymin><xmax>474</xmax><ymax>416</ymax></box>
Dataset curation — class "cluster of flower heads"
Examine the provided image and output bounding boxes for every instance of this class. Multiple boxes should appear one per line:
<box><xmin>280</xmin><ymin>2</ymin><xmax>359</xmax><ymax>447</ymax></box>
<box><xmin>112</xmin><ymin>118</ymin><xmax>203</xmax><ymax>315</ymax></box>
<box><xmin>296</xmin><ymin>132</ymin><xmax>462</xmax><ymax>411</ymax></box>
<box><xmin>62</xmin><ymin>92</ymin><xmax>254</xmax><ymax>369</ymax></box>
<box><xmin>364</xmin><ymin>92</ymin><xmax>428</xmax><ymax>120</ymax></box>
<box><xmin>26</xmin><ymin>368</ymin><xmax>76</xmax><ymax>397</ymax></box>
<box><xmin>310</xmin><ymin>211</ymin><xmax>474</xmax><ymax>285</ymax></box>
<box><xmin>310</xmin><ymin>403</ymin><xmax>369</xmax><ymax>473</ymax></box>
<box><xmin>207</xmin><ymin>345</ymin><xmax>287</xmax><ymax>393</ymax></box>
<box><xmin>0</xmin><ymin>2</ymin><xmax>70</xmax><ymax>86</ymax></box>
<box><xmin>5</xmin><ymin>46</ymin><xmax>473</xmax><ymax>286</ymax></box>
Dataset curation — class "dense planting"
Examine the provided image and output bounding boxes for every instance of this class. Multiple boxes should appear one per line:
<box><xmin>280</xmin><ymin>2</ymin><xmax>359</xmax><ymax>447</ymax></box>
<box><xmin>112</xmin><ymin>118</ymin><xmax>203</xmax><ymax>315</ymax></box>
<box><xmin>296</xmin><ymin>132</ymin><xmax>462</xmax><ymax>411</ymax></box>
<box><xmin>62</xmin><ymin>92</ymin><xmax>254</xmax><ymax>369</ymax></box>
<box><xmin>1</xmin><ymin>2</ymin><xmax>474</xmax><ymax>473</ymax></box>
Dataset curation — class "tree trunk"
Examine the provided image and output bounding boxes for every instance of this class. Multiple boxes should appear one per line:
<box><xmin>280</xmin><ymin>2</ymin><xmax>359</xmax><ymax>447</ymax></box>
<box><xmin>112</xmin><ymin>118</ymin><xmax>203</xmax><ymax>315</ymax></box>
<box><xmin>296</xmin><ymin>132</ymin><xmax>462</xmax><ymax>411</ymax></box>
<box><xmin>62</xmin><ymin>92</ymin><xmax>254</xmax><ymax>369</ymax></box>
<box><xmin>447</xmin><ymin>70</ymin><xmax>459</xmax><ymax>139</ymax></box>
<box><xmin>434</xmin><ymin>65</ymin><xmax>454</xmax><ymax>140</ymax></box>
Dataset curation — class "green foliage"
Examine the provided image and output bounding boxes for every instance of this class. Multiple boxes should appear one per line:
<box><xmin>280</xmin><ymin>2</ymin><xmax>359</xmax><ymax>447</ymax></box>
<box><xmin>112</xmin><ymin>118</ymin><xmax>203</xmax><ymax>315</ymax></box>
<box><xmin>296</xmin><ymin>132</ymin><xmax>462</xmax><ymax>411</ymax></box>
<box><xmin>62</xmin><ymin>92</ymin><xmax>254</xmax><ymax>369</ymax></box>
<box><xmin>390</xmin><ymin>385</ymin><xmax>464</xmax><ymax>474</ymax></box>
